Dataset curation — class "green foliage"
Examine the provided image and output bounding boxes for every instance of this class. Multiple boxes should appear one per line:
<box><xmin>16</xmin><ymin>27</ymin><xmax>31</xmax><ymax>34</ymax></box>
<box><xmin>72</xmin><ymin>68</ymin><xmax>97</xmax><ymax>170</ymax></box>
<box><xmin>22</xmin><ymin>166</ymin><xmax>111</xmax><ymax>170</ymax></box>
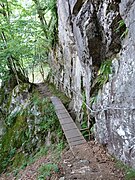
<box><xmin>116</xmin><ymin>160</ymin><xmax>135</xmax><ymax>180</ymax></box>
<box><xmin>12</xmin><ymin>152</ymin><xmax>27</xmax><ymax>170</ymax></box>
<box><xmin>116</xmin><ymin>19</ymin><xmax>128</xmax><ymax>38</ymax></box>
<box><xmin>82</xmin><ymin>91</ymin><xmax>86</xmax><ymax>110</ymax></box>
<box><xmin>90</xmin><ymin>60</ymin><xmax>112</xmax><ymax>108</ymax></box>
<box><xmin>121</xmin><ymin>27</ymin><xmax>128</xmax><ymax>38</ymax></box>
<box><xmin>0</xmin><ymin>114</ymin><xmax>28</xmax><ymax>173</ymax></box>
<box><xmin>34</xmin><ymin>146</ymin><xmax>48</xmax><ymax>160</ymax></box>
<box><xmin>31</xmin><ymin>94</ymin><xmax>61</xmax><ymax>132</ymax></box>
<box><xmin>95</xmin><ymin>59</ymin><xmax>112</xmax><ymax>87</ymax></box>
<box><xmin>90</xmin><ymin>95</ymin><xmax>97</xmax><ymax>106</ymax></box>
<box><xmin>81</xmin><ymin>121</ymin><xmax>89</xmax><ymax>139</ymax></box>
<box><xmin>38</xmin><ymin>163</ymin><xmax>59</xmax><ymax>180</ymax></box>
<box><xmin>80</xmin><ymin>91</ymin><xmax>90</xmax><ymax>140</ymax></box>
<box><xmin>126</xmin><ymin>169</ymin><xmax>135</xmax><ymax>180</ymax></box>
<box><xmin>116</xmin><ymin>20</ymin><xmax>125</xmax><ymax>30</ymax></box>
<box><xmin>0</xmin><ymin>0</ymin><xmax>33</xmax><ymax>81</ymax></box>
<box><xmin>51</xmin><ymin>141</ymin><xmax>65</xmax><ymax>162</ymax></box>
<box><xmin>0</xmin><ymin>0</ymin><xmax>58</xmax><ymax>84</ymax></box>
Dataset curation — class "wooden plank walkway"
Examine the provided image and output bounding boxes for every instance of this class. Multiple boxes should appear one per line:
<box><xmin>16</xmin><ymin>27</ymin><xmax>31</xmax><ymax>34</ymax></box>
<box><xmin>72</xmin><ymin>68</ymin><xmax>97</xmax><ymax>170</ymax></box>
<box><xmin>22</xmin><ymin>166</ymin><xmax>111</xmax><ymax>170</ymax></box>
<box><xmin>51</xmin><ymin>97</ymin><xmax>86</xmax><ymax>149</ymax></box>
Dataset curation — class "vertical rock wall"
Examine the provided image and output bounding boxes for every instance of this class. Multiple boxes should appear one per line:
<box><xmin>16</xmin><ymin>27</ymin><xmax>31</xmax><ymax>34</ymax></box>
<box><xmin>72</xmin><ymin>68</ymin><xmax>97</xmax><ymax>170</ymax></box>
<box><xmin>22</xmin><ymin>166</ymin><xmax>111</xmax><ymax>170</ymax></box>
<box><xmin>51</xmin><ymin>0</ymin><xmax>135</xmax><ymax>167</ymax></box>
<box><xmin>51</xmin><ymin>0</ymin><xmax>93</xmax><ymax>122</ymax></box>
<box><xmin>95</xmin><ymin>0</ymin><xmax>135</xmax><ymax>168</ymax></box>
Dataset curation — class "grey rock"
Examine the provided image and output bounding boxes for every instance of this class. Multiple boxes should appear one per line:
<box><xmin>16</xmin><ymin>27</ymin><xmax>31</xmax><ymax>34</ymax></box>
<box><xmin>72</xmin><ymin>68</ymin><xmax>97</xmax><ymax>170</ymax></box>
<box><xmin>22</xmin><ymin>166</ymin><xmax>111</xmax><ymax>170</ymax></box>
<box><xmin>51</xmin><ymin>0</ymin><xmax>135</xmax><ymax>168</ymax></box>
<box><xmin>95</xmin><ymin>0</ymin><xmax>135</xmax><ymax>168</ymax></box>
<box><xmin>79</xmin><ymin>159</ymin><xmax>90</xmax><ymax>165</ymax></box>
<box><xmin>59</xmin><ymin>177</ymin><xmax>65</xmax><ymax>180</ymax></box>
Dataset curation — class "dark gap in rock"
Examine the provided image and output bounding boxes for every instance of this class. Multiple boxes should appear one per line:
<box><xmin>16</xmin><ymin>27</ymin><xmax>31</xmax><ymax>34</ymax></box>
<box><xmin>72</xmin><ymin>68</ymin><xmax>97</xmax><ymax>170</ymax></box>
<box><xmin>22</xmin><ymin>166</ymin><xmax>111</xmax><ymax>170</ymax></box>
<box><xmin>71</xmin><ymin>58</ymin><xmax>73</xmax><ymax>74</ymax></box>
<box><xmin>69</xmin><ymin>77</ymin><xmax>72</xmax><ymax>96</ymax></box>
<box><xmin>106</xmin><ymin>1</ymin><xmax>120</xmax><ymax>14</ymax></box>
<box><xmin>108</xmin><ymin>14</ymin><xmax>126</xmax><ymax>57</ymax></box>
<box><xmin>89</xmin><ymin>115</ymin><xmax>96</xmax><ymax>140</ymax></box>
<box><xmin>90</xmin><ymin>80</ymin><xmax>100</xmax><ymax>98</ymax></box>
<box><xmin>67</xmin><ymin>0</ymin><xmax>74</xmax><ymax>32</ymax></box>
<box><xmin>72</xmin><ymin>0</ymin><xmax>84</xmax><ymax>16</ymax></box>
<box><xmin>90</xmin><ymin>3</ymin><xmax>125</xmax><ymax>99</ymax></box>
<box><xmin>114</xmin><ymin>0</ymin><xmax>121</xmax><ymax>3</ymax></box>
<box><xmin>68</xmin><ymin>99</ymin><xmax>76</xmax><ymax>121</ymax></box>
<box><xmin>81</xmin><ymin>75</ymin><xmax>84</xmax><ymax>94</ymax></box>
<box><xmin>86</xmin><ymin>8</ymin><xmax>104</xmax><ymax>68</ymax></box>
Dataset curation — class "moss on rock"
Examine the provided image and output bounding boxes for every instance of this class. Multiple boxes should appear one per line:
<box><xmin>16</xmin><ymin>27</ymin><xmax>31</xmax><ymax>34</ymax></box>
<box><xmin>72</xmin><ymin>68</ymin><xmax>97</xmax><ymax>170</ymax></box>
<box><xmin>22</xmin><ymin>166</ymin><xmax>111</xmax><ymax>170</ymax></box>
<box><xmin>0</xmin><ymin>86</ymin><xmax>63</xmax><ymax>174</ymax></box>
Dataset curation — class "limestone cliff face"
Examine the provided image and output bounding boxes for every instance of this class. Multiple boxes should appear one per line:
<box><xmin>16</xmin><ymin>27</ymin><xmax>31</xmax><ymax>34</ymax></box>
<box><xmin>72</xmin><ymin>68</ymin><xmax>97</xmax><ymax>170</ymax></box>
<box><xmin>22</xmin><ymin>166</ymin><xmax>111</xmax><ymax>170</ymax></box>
<box><xmin>95</xmin><ymin>0</ymin><xmax>135</xmax><ymax>168</ymax></box>
<box><xmin>50</xmin><ymin>0</ymin><xmax>135</xmax><ymax>167</ymax></box>
<box><xmin>51</xmin><ymin>0</ymin><xmax>124</xmax><ymax>119</ymax></box>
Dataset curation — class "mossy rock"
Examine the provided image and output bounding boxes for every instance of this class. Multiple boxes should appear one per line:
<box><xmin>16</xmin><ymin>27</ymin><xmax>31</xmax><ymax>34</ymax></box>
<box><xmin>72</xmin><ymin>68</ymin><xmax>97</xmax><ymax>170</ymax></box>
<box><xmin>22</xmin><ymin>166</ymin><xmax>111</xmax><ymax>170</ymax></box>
<box><xmin>48</xmin><ymin>83</ymin><xmax>70</xmax><ymax>106</ymax></box>
<box><xmin>11</xmin><ymin>152</ymin><xmax>26</xmax><ymax>169</ymax></box>
<box><xmin>0</xmin><ymin>115</ymin><xmax>28</xmax><ymax>173</ymax></box>
<box><xmin>1</xmin><ymin>115</ymin><xmax>27</xmax><ymax>151</ymax></box>
<box><xmin>0</xmin><ymin>89</ymin><xmax>64</xmax><ymax>174</ymax></box>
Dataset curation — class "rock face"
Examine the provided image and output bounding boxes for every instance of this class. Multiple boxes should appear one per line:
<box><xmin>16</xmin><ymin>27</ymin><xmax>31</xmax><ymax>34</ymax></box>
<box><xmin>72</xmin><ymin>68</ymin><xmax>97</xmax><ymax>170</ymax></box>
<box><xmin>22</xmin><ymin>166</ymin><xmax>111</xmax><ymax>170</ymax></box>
<box><xmin>95</xmin><ymin>0</ymin><xmax>135</xmax><ymax>168</ymax></box>
<box><xmin>51</xmin><ymin>0</ymin><xmax>135</xmax><ymax>167</ymax></box>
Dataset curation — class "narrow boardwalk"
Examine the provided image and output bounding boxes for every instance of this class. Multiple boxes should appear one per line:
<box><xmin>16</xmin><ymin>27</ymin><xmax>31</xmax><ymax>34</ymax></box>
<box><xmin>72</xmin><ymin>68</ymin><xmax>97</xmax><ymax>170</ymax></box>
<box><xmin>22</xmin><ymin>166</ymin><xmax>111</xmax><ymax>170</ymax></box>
<box><xmin>51</xmin><ymin>96</ymin><xmax>86</xmax><ymax>150</ymax></box>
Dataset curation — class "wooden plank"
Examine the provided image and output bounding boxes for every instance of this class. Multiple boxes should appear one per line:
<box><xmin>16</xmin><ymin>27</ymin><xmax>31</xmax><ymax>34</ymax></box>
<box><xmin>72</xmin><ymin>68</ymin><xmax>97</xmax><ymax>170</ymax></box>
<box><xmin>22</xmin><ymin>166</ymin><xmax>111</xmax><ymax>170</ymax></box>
<box><xmin>60</xmin><ymin>121</ymin><xmax>74</xmax><ymax>126</ymax></box>
<box><xmin>51</xmin><ymin>96</ymin><xmax>86</xmax><ymax>149</ymax></box>
<box><xmin>64</xmin><ymin>129</ymin><xmax>82</xmax><ymax>138</ymax></box>
<box><xmin>55</xmin><ymin>107</ymin><xmax>65</xmax><ymax>111</ymax></box>
<box><xmin>58</xmin><ymin>113</ymin><xmax>71</xmax><ymax>119</ymax></box>
<box><xmin>51</xmin><ymin>97</ymin><xmax>61</xmax><ymax>104</ymax></box>
<box><xmin>56</xmin><ymin>109</ymin><xmax>67</xmax><ymax>114</ymax></box>
<box><xmin>63</xmin><ymin>127</ymin><xmax>78</xmax><ymax>132</ymax></box>
<box><xmin>55</xmin><ymin>103</ymin><xmax>64</xmax><ymax>107</ymax></box>
<box><xmin>57</xmin><ymin>117</ymin><xmax>72</xmax><ymax>124</ymax></box>
<box><xmin>61</xmin><ymin>123</ymin><xmax>77</xmax><ymax>130</ymax></box>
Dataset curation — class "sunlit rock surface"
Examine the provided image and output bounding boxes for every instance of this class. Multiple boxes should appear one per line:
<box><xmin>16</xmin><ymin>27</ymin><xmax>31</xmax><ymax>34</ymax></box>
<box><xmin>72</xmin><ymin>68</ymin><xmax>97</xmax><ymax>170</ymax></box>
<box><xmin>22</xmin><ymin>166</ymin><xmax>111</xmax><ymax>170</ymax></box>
<box><xmin>51</xmin><ymin>0</ymin><xmax>135</xmax><ymax>167</ymax></box>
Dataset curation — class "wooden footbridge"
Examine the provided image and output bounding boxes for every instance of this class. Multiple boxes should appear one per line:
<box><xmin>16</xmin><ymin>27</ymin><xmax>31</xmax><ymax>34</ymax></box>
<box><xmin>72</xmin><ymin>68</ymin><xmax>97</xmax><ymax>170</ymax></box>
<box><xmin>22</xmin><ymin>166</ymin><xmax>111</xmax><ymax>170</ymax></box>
<box><xmin>51</xmin><ymin>97</ymin><xmax>86</xmax><ymax>151</ymax></box>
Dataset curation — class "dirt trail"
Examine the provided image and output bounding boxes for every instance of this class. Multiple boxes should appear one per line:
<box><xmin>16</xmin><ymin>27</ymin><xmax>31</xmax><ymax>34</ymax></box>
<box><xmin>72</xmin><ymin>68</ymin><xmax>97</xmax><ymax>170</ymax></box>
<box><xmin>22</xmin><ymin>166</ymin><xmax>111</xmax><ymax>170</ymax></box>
<box><xmin>0</xmin><ymin>141</ymin><xmax>125</xmax><ymax>180</ymax></box>
<box><xmin>56</xmin><ymin>142</ymin><xmax>125</xmax><ymax>180</ymax></box>
<box><xmin>36</xmin><ymin>82</ymin><xmax>52</xmax><ymax>98</ymax></box>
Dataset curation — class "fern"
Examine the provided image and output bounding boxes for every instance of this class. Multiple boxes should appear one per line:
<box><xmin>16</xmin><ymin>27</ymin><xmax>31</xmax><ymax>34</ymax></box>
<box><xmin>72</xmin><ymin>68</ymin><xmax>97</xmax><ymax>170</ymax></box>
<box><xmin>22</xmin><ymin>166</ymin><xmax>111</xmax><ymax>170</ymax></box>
<box><xmin>95</xmin><ymin>59</ymin><xmax>112</xmax><ymax>87</ymax></box>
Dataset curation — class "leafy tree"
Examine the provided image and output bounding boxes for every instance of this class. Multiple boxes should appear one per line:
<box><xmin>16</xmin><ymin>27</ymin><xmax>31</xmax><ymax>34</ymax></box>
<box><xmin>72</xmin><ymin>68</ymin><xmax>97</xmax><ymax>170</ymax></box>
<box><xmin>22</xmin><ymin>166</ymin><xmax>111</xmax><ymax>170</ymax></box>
<box><xmin>32</xmin><ymin>0</ymin><xmax>58</xmax><ymax>50</ymax></box>
<box><xmin>0</xmin><ymin>0</ymin><xmax>57</xmax><ymax>85</ymax></box>
<box><xmin>0</xmin><ymin>0</ymin><xmax>29</xmax><ymax>84</ymax></box>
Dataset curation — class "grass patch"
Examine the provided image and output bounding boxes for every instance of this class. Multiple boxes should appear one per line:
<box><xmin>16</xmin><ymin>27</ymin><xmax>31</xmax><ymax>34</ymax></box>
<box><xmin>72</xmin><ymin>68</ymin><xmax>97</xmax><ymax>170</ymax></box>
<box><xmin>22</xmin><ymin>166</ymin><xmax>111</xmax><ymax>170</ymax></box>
<box><xmin>115</xmin><ymin>160</ymin><xmax>135</xmax><ymax>180</ymax></box>
<box><xmin>38</xmin><ymin>163</ymin><xmax>59</xmax><ymax>180</ymax></box>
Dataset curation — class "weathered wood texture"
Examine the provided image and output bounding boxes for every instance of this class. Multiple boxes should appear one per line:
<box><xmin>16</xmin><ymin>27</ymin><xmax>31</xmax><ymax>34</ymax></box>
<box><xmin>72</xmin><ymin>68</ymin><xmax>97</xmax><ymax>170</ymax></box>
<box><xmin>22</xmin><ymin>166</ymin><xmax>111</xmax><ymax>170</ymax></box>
<box><xmin>51</xmin><ymin>97</ymin><xmax>86</xmax><ymax>149</ymax></box>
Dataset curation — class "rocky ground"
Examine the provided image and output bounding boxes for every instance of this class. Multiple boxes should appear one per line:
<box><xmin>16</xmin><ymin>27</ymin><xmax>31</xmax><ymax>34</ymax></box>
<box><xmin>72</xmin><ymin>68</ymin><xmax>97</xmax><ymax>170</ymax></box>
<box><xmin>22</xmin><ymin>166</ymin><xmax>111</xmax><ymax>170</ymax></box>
<box><xmin>0</xmin><ymin>141</ymin><xmax>125</xmax><ymax>180</ymax></box>
<box><xmin>57</xmin><ymin>142</ymin><xmax>125</xmax><ymax>180</ymax></box>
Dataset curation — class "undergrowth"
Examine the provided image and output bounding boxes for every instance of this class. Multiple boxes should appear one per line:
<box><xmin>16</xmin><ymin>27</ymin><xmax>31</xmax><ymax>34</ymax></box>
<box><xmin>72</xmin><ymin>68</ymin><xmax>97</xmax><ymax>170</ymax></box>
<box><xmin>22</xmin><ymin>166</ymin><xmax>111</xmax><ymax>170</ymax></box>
<box><xmin>95</xmin><ymin>59</ymin><xmax>112</xmax><ymax>87</ymax></box>
<box><xmin>116</xmin><ymin>19</ymin><xmax>128</xmax><ymax>39</ymax></box>
<box><xmin>90</xmin><ymin>59</ymin><xmax>112</xmax><ymax>107</ymax></box>
<box><xmin>38</xmin><ymin>163</ymin><xmax>59</xmax><ymax>180</ymax></box>
<box><xmin>0</xmin><ymin>90</ymin><xmax>65</xmax><ymax>175</ymax></box>
<box><xmin>115</xmin><ymin>160</ymin><xmax>135</xmax><ymax>180</ymax></box>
